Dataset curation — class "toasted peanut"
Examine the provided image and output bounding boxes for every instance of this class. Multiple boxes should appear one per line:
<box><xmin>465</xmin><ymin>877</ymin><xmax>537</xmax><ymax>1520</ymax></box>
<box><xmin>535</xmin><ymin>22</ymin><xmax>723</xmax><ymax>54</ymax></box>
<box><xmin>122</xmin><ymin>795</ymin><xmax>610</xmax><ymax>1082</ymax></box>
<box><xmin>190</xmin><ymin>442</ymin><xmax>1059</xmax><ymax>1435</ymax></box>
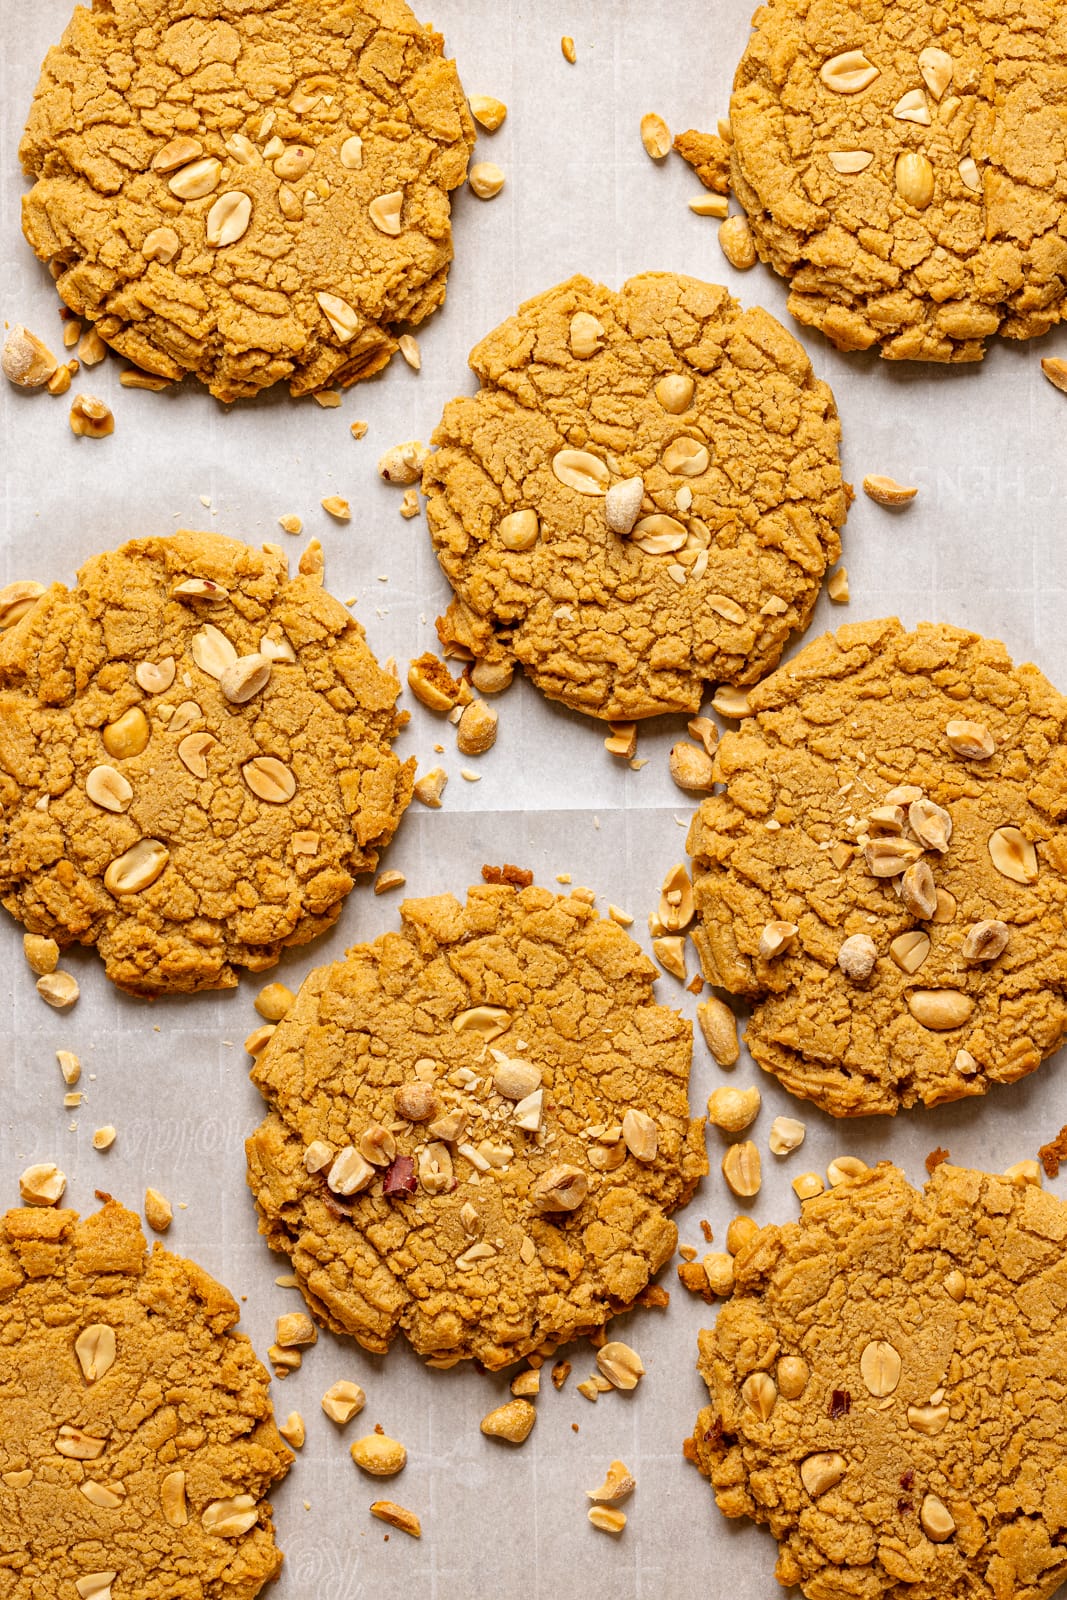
<box><xmin>697</xmin><ymin>997</ymin><xmax>739</xmax><ymax>1067</ymax></box>
<box><xmin>722</xmin><ymin>1140</ymin><xmax>761</xmax><ymax>1197</ymax></box>
<box><xmin>469</xmin><ymin>162</ymin><xmax>505</xmax><ymax>199</ymax></box>
<box><xmin>469</xmin><ymin>95</ymin><xmax>507</xmax><ymax>131</ymax></box>
<box><xmin>322</xmin><ymin>1380</ymin><xmax>366</xmax><ymax>1424</ymax></box>
<box><xmin>23</xmin><ymin>934</ymin><xmax>59</xmax><ymax>975</ymax></box>
<box><xmin>481</xmin><ymin>1398</ymin><xmax>536</xmax><ymax>1442</ymax></box>
<box><xmin>669</xmin><ymin>741</ymin><xmax>714</xmax><ymax>792</ymax></box>
<box><xmin>350</xmin><ymin>1433</ymin><xmax>406</xmax><ymax>1476</ymax></box>
<box><xmin>863</xmin><ymin>475</ymin><xmax>918</xmax><ymax>506</ymax></box>
<box><xmin>706</xmin><ymin>1086</ymin><xmax>760</xmax><ymax>1134</ymax></box>
<box><xmin>456</xmin><ymin>699</ymin><xmax>498</xmax><ymax>755</ymax></box>
<box><xmin>640</xmin><ymin>113</ymin><xmax>671</xmax><ymax>160</ymax></box>
<box><xmin>370</xmin><ymin>1500</ymin><xmax>421</xmax><ymax>1537</ymax></box>
<box><xmin>3</xmin><ymin>326</ymin><xmax>58</xmax><ymax>387</ymax></box>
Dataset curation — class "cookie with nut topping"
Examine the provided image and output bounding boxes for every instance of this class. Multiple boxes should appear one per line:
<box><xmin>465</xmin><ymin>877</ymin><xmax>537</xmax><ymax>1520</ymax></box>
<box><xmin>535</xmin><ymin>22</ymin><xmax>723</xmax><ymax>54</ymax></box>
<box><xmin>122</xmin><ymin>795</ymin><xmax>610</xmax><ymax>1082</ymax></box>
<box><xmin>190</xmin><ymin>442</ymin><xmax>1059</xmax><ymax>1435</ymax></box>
<box><xmin>246</xmin><ymin>882</ymin><xmax>707</xmax><ymax>1369</ymax></box>
<box><xmin>0</xmin><ymin>531</ymin><xmax>412</xmax><ymax>994</ymax></box>
<box><xmin>687</xmin><ymin>618</ymin><xmax>1067</xmax><ymax>1115</ymax></box>
<box><xmin>0</xmin><ymin>1197</ymin><xmax>291</xmax><ymax>1598</ymax></box>
<box><xmin>729</xmin><ymin>0</ymin><xmax>1067</xmax><ymax>360</ymax></box>
<box><xmin>422</xmin><ymin>273</ymin><xmax>848</xmax><ymax>721</ymax></box>
<box><xmin>688</xmin><ymin>1160</ymin><xmax>1067</xmax><ymax>1600</ymax></box>
<box><xmin>19</xmin><ymin>0</ymin><xmax>474</xmax><ymax>400</ymax></box>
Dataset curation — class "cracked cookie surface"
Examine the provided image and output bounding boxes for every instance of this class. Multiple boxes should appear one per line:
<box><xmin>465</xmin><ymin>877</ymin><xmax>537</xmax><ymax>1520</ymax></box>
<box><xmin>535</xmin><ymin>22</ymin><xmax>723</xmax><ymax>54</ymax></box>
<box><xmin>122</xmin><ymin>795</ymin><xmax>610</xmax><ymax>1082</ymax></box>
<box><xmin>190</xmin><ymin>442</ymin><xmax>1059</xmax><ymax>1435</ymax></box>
<box><xmin>0</xmin><ymin>1199</ymin><xmax>291</xmax><ymax>1599</ymax></box>
<box><xmin>729</xmin><ymin>0</ymin><xmax>1067</xmax><ymax>361</ymax></box>
<box><xmin>0</xmin><ymin>530</ymin><xmax>413</xmax><ymax>995</ymax></box>
<box><xmin>20</xmin><ymin>0</ymin><xmax>474</xmax><ymax>400</ymax></box>
<box><xmin>246</xmin><ymin>883</ymin><xmax>707</xmax><ymax>1369</ymax></box>
<box><xmin>422</xmin><ymin>273</ymin><xmax>847</xmax><ymax>721</ymax></box>
<box><xmin>687</xmin><ymin>618</ymin><xmax>1067</xmax><ymax>1116</ymax></box>
<box><xmin>688</xmin><ymin>1162</ymin><xmax>1067</xmax><ymax>1600</ymax></box>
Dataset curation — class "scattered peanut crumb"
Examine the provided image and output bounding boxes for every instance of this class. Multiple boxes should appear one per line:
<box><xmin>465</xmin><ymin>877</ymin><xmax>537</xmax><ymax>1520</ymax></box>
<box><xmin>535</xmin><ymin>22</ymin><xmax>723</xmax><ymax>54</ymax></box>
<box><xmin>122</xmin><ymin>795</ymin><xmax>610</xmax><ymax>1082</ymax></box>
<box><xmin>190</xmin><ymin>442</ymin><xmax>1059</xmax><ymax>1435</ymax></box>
<box><xmin>555</xmin><ymin>873</ymin><xmax>572</xmax><ymax>884</ymax></box>
<box><xmin>399</xmin><ymin>488</ymin><xmax>420</xmax><ymax>519</ymax></box>
<box><xmin>119</xmin><ymin>368</ymin><xmax>171</xmax><ymax>390</ymax></box>
<box><xmin>56</xmin><ymin>1050</ymin><xmax>81</xmax><ymax>1086</ymax></box>
<box><xmin>635</xmin><ymin>1283</ymin><xmax>670</xmax><ymax>1309</ymax></box>
<box><xmin>277</xmin><ymin>514</ymin><xmax>302</xmax><ymax>535</ymax></box>
<box><xmin>92</xmin><ymin>1125</ymin><xmax>116</xmax><ymax>1151</ymax></box>
<box><xmin>608</xmin><ymin>905</ymin><xmax>633</xmax><ymax>926</ymax></box>
<box><xmin>561</xmin><ymin>35</ymin><xmax>576</xmax><ymax>62</ymax></box>
<box><xmin>69</xmin><ymin>394</ymin><xmax>113</xmax><ymax>438</ymax></box>
<box><xmin>576</xmin><ymin>1378</ymin><xmax>600</xmax><ymax>1402</ymax></box>
<box><xmin>700</xmin><ymin>1219</ymin><xmax>714</xmax><ymax>1243</ymax></box>
<box><xmin>551</xmin><ymin>1359</ymin><xmax>572</xmax><ymax>1390</ymax></box>
<box><xmin>350</xmin><ymin>420</ymin><xmax>368</xmax><ymax>439</ymax></box>
<box><xmin>313</xmin><ymin>390</ymin><xmax>342</xmax><ymax>408</ymax></box>
<box><xmin>278</xmin><ymin>1412</ymin><xmax>305</xmax><ymax>1449</ymax></box>
<box><xmin>679</xmin><ymin>1244</ymin><xmax>697</xmax><ymax>1262</ymax></box>
<box><xmin>321</xmin><ymin>495</ymin><xmax>350</xmax><ymax>520</ymax></box>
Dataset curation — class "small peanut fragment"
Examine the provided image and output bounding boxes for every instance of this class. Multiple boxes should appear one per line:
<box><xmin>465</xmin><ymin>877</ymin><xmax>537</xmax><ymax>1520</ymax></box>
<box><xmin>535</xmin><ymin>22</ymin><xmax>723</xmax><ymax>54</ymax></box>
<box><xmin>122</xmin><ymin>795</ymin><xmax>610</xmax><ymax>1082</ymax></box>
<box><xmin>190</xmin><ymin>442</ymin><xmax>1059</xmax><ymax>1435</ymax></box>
<box><xmin>669</xmin><ymin>741</ymin><xmax>714</xmax><ymax>792</ymax></box>
<box><xmin>863</xmin><ymin>475</ymin><xmax>918</xmax><ymax>506</ymax></box>
<box><xmin>697</xmin><ymin>997</ymin><xmax>739</xmax><ymax>1067</ymax></box>
<box><xmin>19</xmin><ymin>1162</ymin><xmax>66</xmax><ymax>1206</ymax></box>
<box><xmin>350</xmin><ymin>1433</ymin><xmax>407</xmax><ymax>1476</ymax></box>
<box><xmin>588</xmin><ymin>1506</ymin><xmax>627</xmax><ymax>1533</ymax></box>
<box><xmin>468</xmin><ymin>95</ymin><xmax>507</xmax><ymax>131</ymax></box>
<box><xmin>413</xmin><ymin>768</ymin><xmax>448</xmax><ymax>807</ymax></box>
<box><xmin>144</xmin><ymin>1188</ymin><xmax>173</xmax><ymax>1232</ymax></box>
<box><xmin>722</xmin><ymin>1140</ymin><xmax>761</xmax><ymax>1197</ymax></box>
<box><xmin>456</xmin><ymin>700</ymin><xmax>498</xmax><ymax>755</ymax></box>
<box><xmin>69</xmin><ymin>394</ymin><xmax>114</xmax><ymax>438</ymax></box>
<box><xmin>706</xmin><ymin>1086</ymin><xmax>760</xmax><ymax>1134</ymax></box>
<box><xmin>640</xmin><ymin>113</ymin><xmax>671</xmax><ymax>160</ymax></box>
<box><xmin>322</xmin><ymin>1381</ymin><xmax>366</xmax><ymax>1424</ymax></box>
<box><xmin>370</xmin><ymin>1500</ymin><xmax>421</xmax><ymax>1537</ymax></box>
<box><xmin>480</xmin><ymin>1398</ymin><xmax>536</xmax><ymax>1442</ymax></box>
<box><xmin>769</xmin><ymin>1116</ymin><xmax>806</xmax><ymax>1155</ymax></box>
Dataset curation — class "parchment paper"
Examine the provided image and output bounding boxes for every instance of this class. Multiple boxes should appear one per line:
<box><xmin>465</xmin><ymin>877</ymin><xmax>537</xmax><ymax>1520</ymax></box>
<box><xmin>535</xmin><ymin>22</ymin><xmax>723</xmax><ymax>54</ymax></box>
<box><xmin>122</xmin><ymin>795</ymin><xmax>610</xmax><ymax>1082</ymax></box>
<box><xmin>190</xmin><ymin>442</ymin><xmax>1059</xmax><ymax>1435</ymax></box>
<box><xmin>2</xmin><ymin>3</ymin><xmax>1066</xmax><ymax>1595</ymax></box>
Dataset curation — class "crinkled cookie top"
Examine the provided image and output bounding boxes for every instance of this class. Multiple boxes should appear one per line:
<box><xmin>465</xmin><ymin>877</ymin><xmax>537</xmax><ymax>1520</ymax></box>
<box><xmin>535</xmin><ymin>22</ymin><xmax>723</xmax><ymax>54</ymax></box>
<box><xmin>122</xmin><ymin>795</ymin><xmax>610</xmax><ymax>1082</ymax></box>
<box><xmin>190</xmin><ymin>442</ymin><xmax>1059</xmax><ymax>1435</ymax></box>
<box><xmin>729</xmin><ymin>0</ymin><xmax>1067</xmax><ymax>360</ymax></box>
<box><xmin>0</xmin><ymin>1200</ymin><xmax>291</xmax><ymax>1600</ymax></box>
<box><xmin>688</xmin><ymin>617</ymin><xmax>1067</xmax><ymax>1115</ymax></box>
<box><xmin>247</xmin><ymin>883</ymin><xmax>708</xmax><ymax>1369</ymax></box>
<box><xmin>19</xmin><ymin>0</ymin><xmax>475</xmax><ymax>399</ymax></box>
<box><xmin>423</xmin><ymin>272</ymin><xmax>847</xmax><ymax>722</ymax></box>
<box><xmin>0</xmin><ymin>530</ymin><xmax>413</xmax><ymax>995</ymax></box>
<box><xmin>689</xmin><ymin>1162</ymin><xmax>1067</xmax><ymax>1600</ymax></box>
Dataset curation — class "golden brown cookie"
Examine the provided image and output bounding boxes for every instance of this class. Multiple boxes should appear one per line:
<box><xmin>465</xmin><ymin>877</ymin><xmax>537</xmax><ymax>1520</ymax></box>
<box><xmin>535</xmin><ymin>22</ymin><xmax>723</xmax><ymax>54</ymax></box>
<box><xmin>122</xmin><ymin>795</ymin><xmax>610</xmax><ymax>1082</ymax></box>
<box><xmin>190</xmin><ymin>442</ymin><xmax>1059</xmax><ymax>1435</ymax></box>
<box><xmin>0</xmin><ymin>1198</ymin><xmax>291</xmax><ymax>1598</ymax></box>
<box><xmin>688</xmin><ymin>1161</ymin><xmax>1067</xmax><ymax>1600</ymax></box>
<box><xmin>19</xmin><ymin>0</ymin><xmax>474</xmax><ymax>400</ymax></box>
<box><xmin>422</xmin><ymin>273</ymin><xmax>848</xmax><ymax>721</ymax></box>
<box><xmin>0</xmin><ymin>531</ymin><xmax>412</xmax><ymax>995</ymax></box>
<box><xmin>729</xmin><ymin>0</ymin><xmax>1067</xmax><ymax>360</ymax></box>
<box><xmin>246</xmin><ymin>883</ymin><xmax>708</xmax><ymax>1369</ymax></box>
<box><xmin>687</xmin><ymin>618</ymin><xmax>1067</xmax><ymax>1116</ymax></box>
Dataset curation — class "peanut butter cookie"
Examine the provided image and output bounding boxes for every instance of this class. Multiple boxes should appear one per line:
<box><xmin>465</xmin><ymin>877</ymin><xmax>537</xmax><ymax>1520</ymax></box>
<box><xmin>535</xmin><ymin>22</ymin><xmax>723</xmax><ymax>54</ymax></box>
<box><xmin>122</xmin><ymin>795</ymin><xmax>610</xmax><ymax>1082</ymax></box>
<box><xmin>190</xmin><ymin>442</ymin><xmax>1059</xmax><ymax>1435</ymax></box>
<box><xmin>20</xmin><ymin>0</ymin><xmax>474</xmax><ymax>400</ymax></box>
<box><xmin>0</xmin><ymin>531</ymin><xmax>413</xmax><ymax>994</ymax></box>
<box><xmin>688</xmin><ymin>1161</ymin><xmax>1067</xmax><ymax>1600</ymax></box>
<box><xmin>688</xmin><ymin>618</ymin><xmax>1067</xmax><ymax>1115</ymax></box>
<box><xmin>0</xmin><ymin>1198</ymin><xmax>291</xmax><ymax>1598</ymax></box>
<box><xmin>246</xmin><ymin>883</ymin><xmax>707</xmax><ymax>1369</ymax></box>
<box><xmin>729</xmin><ymin>0</ymin><xmax>1067</xmax><ymax>360</ymax></box>
<box><xmin>422</xmin><ymin>273</ymin><xmax>847</xmax><ymax>721</ymax></box>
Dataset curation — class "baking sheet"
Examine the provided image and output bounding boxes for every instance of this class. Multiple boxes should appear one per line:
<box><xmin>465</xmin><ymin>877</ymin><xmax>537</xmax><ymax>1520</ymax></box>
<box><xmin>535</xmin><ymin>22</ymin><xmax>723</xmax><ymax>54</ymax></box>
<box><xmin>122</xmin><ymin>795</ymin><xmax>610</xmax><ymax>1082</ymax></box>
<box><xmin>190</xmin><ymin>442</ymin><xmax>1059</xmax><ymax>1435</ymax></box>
<box><xmin>2</xmin><ymin>2</ymin><xmax>1067</xmax><ymax>1595</ymax></box>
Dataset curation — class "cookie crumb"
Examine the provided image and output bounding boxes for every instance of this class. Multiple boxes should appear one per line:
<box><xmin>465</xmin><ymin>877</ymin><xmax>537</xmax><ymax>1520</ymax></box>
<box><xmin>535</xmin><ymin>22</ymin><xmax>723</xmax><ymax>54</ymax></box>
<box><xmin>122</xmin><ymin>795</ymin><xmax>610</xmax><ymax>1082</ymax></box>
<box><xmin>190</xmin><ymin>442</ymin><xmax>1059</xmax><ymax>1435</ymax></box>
<box><xmin>635</xmin><ymin>1283</ymin><xmax>670</xmax><ymax>1309</ymax></box>
<box><xmin>925</xmin><ymin>1146</ymin><xmax>950</xmax><ymax>1174</ymax></box>
<box><xmin>1039</xmin><ymin>1126</ymin><xmax>1067</xmax><ymax>1178</ymax></box>
<box><xmin>481</xmin><ymin>864</ymin><xmax>534</xmax><ymax>887</ymax></box>
<box><xmin>700</xmin><ymin>1219</ymin><xmax>714</xmax><ymax>1243</ymax></box>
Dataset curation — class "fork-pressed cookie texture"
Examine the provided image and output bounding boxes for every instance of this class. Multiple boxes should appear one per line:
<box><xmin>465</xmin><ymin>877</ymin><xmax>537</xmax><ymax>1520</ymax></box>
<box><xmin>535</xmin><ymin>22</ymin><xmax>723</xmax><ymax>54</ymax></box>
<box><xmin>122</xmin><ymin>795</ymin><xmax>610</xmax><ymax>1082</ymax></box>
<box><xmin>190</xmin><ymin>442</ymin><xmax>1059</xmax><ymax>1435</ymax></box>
<box><xmin>246</xmin><ymin>883</ymin><xmax>707</xmax><ymax>1369</ymax></box>
<box><xmin>19</xmin><ymin>0</ymin><xmax>475</xmax><ymax>400</ymax></box>
<box><xmin>422</xmin><ymin>273</ymin><xmax>847</xmax><ymax>721</ymax></box>
<box><xmin>729</xmin><ymin>0</ymin><xmax>1067</xmax><ymax>360</ymax></box>
<box><xmin>0</xmin><ymin>1199</ymin><xmax>291</xmax><ymax>1599</ymax></box>
<box><xmin>688</xmin><ymin>1162</ymin><xmax>1067</xmax><ymax>1600</ymax></box>
<box><xmin>687</xmin><ymin>618</ymin><xmax>1067</xmax><ymax>1116</ymax></box>
<box><xmin>0</xmin><ymin>530</ymin><xmax>413</xmax><ymax>995</ymax></box>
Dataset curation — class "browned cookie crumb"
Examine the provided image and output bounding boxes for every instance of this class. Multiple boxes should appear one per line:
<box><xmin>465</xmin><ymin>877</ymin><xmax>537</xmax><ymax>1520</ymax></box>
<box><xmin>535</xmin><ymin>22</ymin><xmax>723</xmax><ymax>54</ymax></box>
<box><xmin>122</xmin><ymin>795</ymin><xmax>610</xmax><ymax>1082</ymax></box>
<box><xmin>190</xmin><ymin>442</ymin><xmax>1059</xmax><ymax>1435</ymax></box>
<box><xmin>423</xmin><ymin>273</ymin><xmax>847</xmax><ymax>721</ymax></box>
<box><xmin>0</xmin><ymin>531</ymin><xmax>412</xmax><ymax>994</ymax></box>
<box><xmin>688</xmin><ymin>1162</ymin><xmax>1067</xmax><ymax>1599</ymax></box>
<box><xmin>19</xmin><ymin>0</ymin><xmax>474</xmax><ymax>400</ymax></box>
<box><xmin>674</xmin><ymin>129</ymin><xmax>731</xmax><ymax>194</ymax></box>
<box><xmin>0</xmin><ymin>1199</ymin><xmax>291</xmax><ymax>1597</ymax></box>
<box><xmin>1038</xmin><ymin>1126</ymin><xmax>1067</xmax><ymax>1178</ymax></box>
<box><xmin>246</xmin><ymin>883</ymin><xmax>707</xmax><ymax>1369</ymax></box>
<box><xmin>688</xmin><ymin>618</ymin><xmax>1067</xmax><ymax>1116</ymax></box>
<box><xmin>729</xmin><ymin>0</ymin><xmax>1067</xmax><ymax>361</ymax></box>
<box><xmin>481</xmin><ymin>863</ymin><xmax>534</xmax><ymax>887</ymax></box>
